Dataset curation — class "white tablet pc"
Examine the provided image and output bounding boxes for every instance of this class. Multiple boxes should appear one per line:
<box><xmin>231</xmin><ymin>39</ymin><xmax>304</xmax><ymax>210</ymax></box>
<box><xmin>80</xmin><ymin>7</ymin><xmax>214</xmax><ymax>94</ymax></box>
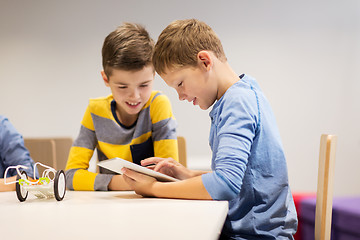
<box><xmin>97</xmin><ymin>158</ymin><xmax>179</xmax><ymax>182</ymax></box>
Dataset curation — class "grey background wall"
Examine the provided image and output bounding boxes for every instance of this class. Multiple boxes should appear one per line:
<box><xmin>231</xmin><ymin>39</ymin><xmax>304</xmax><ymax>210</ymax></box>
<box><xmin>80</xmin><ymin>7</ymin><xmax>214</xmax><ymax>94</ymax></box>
<box><xmin>1</xmin><ymin>0</ymin><xmax>359</xmax><ymax>196</ymax></box>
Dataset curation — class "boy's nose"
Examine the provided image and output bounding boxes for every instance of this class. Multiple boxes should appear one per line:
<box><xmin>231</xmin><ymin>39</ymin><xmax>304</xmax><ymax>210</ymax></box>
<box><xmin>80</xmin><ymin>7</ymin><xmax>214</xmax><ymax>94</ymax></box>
<box><xmin>177</xmin><ymin>91</ymin><xmax>186</xmax><ymax>101</ymax></box>
<box><xmin>129</xmin><ymin>89</ymin><xmax>140</xmax><ymax>99</ymax></box>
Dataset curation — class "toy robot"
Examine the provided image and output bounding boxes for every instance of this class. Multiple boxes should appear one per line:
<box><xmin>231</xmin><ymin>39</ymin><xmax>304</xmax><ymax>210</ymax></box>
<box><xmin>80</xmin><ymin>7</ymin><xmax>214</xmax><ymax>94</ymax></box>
<box><xmin>4</xmin><ymin>162</ymin><xmax>66</xmax><ymax>202</ymax></box>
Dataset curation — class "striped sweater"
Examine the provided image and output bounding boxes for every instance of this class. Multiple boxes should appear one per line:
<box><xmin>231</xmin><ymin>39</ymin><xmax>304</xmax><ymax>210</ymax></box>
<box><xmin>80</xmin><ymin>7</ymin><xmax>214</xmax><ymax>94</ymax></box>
<box><xmin>65</xmin><ymin>91</ymin><xmax>178</xmax><ymax>191</ymax></box>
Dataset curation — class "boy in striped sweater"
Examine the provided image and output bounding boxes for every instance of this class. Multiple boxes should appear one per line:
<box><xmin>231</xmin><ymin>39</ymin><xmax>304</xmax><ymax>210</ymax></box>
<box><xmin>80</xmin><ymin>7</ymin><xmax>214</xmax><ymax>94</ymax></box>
<box><xmin>65</xmin><ymin>23</ymin><xmax>178</xmax><ymax>191</ymax></box>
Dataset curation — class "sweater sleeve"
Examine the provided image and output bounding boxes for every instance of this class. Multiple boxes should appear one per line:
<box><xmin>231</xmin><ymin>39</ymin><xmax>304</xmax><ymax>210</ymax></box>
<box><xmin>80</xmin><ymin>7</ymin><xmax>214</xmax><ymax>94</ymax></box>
<box><xmin>150</xmin><ymin>93</ymin><xmax>179</xmax><ymax>161</ymax></box>
<box><xmin>0</xmin><ymin>116</ymin><xmax>38</xmax><ymax>179</ymax></box>
<box><xmin>202</xmin><ymin>89</ymin><xmax>259</xmax><ymax>200</ymax></box>
<box><xmin>65</xmin><ymin>107</ymin><xmax>113</xmax><ymax>191</ymax></box>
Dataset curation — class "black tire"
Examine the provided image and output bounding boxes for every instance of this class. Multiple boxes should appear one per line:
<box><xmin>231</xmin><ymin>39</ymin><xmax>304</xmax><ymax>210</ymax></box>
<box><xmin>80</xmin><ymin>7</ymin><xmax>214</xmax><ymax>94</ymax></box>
<box><xmin>16</xmin><ymin>171</ymin><xmax>28</xmax><ymax>202</ymax></box>
<box><xmin>54</xmin><ymin>170</ymin><xmax>66</xmax><ymax>201</ymax></box>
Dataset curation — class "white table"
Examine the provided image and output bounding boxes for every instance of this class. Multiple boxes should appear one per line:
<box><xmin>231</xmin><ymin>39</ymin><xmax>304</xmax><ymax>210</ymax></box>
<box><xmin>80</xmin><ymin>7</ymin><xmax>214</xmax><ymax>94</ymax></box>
<box><xmin>0</xmin><ymin>191</ymin><xmax>228</xmax><ymax>240</ymax></box>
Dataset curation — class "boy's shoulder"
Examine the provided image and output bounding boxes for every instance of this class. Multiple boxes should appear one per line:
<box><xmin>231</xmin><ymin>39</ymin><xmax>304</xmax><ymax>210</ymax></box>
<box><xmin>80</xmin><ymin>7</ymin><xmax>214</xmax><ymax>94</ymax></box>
<box><xmin>144</xmin><ymin>91</ymin><xmax>174</xmax><ymax>119</ymax></box>
<box><xmin>0</xmin><ymin>115</ymin><xmax>6</xmax><ymax>123</ymax></box>
<box><xmin>213</xmin><ymin>75</ymin><xmax>261</xmax><ymax>119</ymax></box>
<box><xmin>229</xmin><ymin>74</ymin><xmax>260</xmax><ymax>92</ymax></box>
<box><xmin>222</xmin><ymin>75</ymin><xmax>260</xmax><ymax>103</ymax></box>
<box><xmin>145</xmin><ymin>90</ymin><xmax>171</xmax><ymax>108</ymax></box>
<box><xmin>87</xmin><ymin>94</ymin><xmax>114</xmax><ymax>116</ymax></box>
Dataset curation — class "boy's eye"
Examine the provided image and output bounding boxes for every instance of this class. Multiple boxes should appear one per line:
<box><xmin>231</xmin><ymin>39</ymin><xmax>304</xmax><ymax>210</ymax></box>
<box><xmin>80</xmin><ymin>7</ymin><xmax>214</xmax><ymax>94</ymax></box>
<box><xmin>140</xmin><ymin>84</ymin><xmax>148</xmax><ymax>88</ymax></box>
<box><xmin>178</xmin><ymin>82</ymin><xmax>183</xmax><ymax>87</ymax></box>
<box><xmin>118</xmin><ymin>86</ymin><xmax>127</xmax><ymax>89</ymax></box>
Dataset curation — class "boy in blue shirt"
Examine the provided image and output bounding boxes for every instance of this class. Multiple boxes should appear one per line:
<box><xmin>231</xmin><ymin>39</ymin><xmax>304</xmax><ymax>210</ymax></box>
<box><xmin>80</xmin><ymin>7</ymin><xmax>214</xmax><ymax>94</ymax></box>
<box><xmin>122</xmin><ymin>19</ymin><xmax>298</xmax><ymax>239</ymax></box>
<box><xmin>0</xmin><ymin>115</ymin><xmax>38</xmax><ymax>191</ymax></box>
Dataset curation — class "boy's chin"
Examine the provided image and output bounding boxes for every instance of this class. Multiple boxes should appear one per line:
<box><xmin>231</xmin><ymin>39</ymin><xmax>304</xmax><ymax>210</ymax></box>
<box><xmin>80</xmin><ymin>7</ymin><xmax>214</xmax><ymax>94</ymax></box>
<box><xmin>198</xmin><ymin>101</ymin><xmax>215</xmax><ymax>110</ymax></box>
<box><xmin>127</xmin><ymin>109</ymin><xmax>142</xmax><ymax>115</ymax></box>
<box><xmin>124</xmin><ymin>105</ymin><xmax>143</xmax><ymax>115</ymax></box>
<box><xmin>198</xmin><ymin>104</ymin><xmax>210</xmax><ymax>110</ymax></box>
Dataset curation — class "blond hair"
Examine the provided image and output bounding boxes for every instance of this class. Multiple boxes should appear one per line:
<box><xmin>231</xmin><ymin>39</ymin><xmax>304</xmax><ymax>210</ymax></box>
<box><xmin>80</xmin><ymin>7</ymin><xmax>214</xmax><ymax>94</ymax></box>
<box><xmin>153</xmin><ymin>19</ymin><xmax>226</xmax><ymax>75</ymax></box>
<box><xmin>102</xmin><ymin>22</ymin><xmax>154</xmax><ymax>76</ymax></box>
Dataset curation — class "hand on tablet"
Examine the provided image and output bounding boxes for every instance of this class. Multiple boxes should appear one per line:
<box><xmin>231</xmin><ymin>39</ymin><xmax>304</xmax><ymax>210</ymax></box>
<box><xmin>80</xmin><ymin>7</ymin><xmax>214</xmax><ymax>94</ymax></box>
<box><xmin>141</xmin><ymin>157</ymin><xmax>193</xmax><ymax>180</ymax></box>
<box><xmin>122</xmin><ymin>168</ymin><xmax>157</xmax><ymax>197</ymax></box>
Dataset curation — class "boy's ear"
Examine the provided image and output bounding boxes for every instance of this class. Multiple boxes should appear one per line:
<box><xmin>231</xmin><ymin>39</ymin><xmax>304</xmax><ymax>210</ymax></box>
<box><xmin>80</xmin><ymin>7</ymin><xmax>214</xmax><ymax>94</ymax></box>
<box><xmin>197</xmin><ymin>51</ymin><xmax>212</xmax><ymax>71</ymax></box>
<box><xmin>101</xmin><ymin>70</ymin><xmax>110</xmax><ymax>87</ymax></box>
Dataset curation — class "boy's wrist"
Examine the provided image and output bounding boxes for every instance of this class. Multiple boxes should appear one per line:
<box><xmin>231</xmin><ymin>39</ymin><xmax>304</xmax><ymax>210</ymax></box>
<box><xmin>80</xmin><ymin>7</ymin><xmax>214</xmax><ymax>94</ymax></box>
<box><xmin>148</xmin><ymin>180</ymin><xmax>157</xmax><ymax>197</ymax></box>
<box><xmin>151</xmin><ymin>181</ymin><xmax>165</xmax><ymax>198</ymax></box>
<box><xmin>108</xmin><ymin>175</ymin><xmax>132</xmax><ymax>191</ymax></box>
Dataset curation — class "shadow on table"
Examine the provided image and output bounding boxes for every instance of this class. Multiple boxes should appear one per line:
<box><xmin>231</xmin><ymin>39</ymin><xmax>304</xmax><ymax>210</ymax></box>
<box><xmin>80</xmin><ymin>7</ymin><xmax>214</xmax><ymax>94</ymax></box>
<box><xmin>112</xmin><ymin>192</ymin><xmax>144</xmax><ymax>199</ymax></box>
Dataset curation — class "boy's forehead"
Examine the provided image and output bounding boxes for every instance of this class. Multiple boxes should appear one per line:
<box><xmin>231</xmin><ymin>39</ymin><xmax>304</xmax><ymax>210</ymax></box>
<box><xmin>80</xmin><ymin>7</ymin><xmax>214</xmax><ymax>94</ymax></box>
<box><xmin>160</xmin><ymin>67</ymin><xmax>191</xmax><ymax>86</ymax></box>
<box><xmin>160</xmin><ymin>68</ymin><xmax>181</xmax><ymax>82</ymax></box>
<box><xmin>109</xmin><ymin>66</ymin><xmax>154</xmax><ymax>83</ymax></box>
<box><xmin>108</xmin><ymin>64</ymin><xmax>154</xmax><ymax>75</ymax></box>
<box><xmin>162</xmin><ymin>66</ymin><xmax>189</xmax><ymax>78</ymax></box>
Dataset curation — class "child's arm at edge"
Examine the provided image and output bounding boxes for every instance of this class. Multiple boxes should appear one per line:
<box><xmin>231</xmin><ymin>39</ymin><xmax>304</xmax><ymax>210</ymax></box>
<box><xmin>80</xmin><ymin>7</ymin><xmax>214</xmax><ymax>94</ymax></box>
<box><xmin>122</xmin><ymin>168</ymin><xmax>212</xmax><ymax>200</ymax></box>
<box><xmin>0</xmin><ymin>176</ymin><xmax>16</xmax><ymax>191</ymax></box>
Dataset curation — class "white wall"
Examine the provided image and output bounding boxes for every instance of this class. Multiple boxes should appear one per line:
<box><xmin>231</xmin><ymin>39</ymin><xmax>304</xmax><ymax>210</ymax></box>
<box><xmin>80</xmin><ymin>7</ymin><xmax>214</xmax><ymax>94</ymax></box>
<box><xmin>1</xmin><ymin>0</ymin><xmax>359</xmax><ymax>196</ymax></box>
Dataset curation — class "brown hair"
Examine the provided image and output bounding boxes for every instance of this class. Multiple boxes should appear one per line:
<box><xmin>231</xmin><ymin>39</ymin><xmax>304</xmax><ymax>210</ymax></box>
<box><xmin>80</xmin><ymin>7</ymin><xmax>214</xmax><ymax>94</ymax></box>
<box><xmin>102</xmin><ymin>22</ymin><xmax>154</xmax><ymax>76</ymax></box>
<box><xmin>153</xmin><ymin>19</ymin><xmax>227</xmax><ymax>75</ymax></box>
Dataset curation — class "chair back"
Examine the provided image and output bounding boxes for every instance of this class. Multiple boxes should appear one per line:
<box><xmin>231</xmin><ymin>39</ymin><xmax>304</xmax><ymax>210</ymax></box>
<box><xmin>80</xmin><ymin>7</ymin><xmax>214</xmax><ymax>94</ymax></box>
<box><xmin>24</xmin><ymin>137</ymin><xmax>73</xmax><ymax>173</ymax></box>
<box><xmin>315</xmin><ymin>134</ymin><xmax>337</xmax><ymax>240</ymax></box>
<box><xmin>177</xmin><ymin>136</ymin><xmax>187</xmax><ymax>167</ymax></box>
<box><xmin>52</xmin><ymin>137</ymin><xmax>73</xmax><ymax>170</ymax></box>
<box><xmin>24</xmin><ymin>138</ymin><xmax>57</xmax><ymax>175</ymax></box>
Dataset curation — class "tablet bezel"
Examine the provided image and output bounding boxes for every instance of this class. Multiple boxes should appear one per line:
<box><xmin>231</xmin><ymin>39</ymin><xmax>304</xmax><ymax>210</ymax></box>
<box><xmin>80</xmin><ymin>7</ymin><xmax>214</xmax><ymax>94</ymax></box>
<box><xmin>97</xmin><ymin>158</ymin><xmax>179</xmax><ymax>182</ymax></box>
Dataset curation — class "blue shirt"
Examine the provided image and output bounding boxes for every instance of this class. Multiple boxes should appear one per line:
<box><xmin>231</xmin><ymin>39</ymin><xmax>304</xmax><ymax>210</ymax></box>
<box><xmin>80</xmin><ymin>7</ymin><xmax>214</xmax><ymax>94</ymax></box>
<box><xmin>202</xmin><ymin>75</ymin><xmax>298</xmax><ymax>239</ymax></box>
<box><xmin>0</xmin><ymin>115</ymin><xmax>38</xmax><ymax>179</ymax></box>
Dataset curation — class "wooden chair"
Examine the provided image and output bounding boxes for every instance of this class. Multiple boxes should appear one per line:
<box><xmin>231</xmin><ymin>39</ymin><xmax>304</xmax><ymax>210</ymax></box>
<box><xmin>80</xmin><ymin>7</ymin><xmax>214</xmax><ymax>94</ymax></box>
<box><xmin>177</xmin><ymin>136</ymin><xmax>187</xmax><ymax>167</ymax></box>
<box><xmin>24</xmin><ymin>138</ymin><xmax>57</xmax><ymax>175</ymax></box>
<box><xmin>52</xmin><ymin>137</ymin><xmax>73</xmax><ymax>170</ymax></box>
<box><xmin>315</xmin><ymin>134</ymin><xmax>337</xmax><ymax>240</ymax></box>
<box><xmin>24</xmin><ymin>137</ymin><xmax>73</xmax><ymax>173</ymax></box>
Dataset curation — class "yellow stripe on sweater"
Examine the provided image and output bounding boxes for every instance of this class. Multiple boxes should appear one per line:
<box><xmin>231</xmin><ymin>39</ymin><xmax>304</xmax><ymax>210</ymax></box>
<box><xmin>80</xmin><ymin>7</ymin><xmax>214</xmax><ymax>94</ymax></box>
<box><xmin>73</xmin><ymin>169</ymin><xmax>97</xmax><ymax>191</ymax></box>
<box><xmin>65</xmin><ymin>146</ymin><xmax>94</xmax><ymax>170</ymax></box>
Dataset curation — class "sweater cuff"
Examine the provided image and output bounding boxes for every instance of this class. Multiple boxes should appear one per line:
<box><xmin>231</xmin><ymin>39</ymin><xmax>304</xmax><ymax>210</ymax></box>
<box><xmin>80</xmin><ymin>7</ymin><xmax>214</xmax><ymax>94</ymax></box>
<box><xmin>94</xmin><ymin>174</ymin><xmax>114</xmax><ymax>191</ymax></box>
<box><xmin>202</xmin><ymin>172</ymin><xmax>238</xmax><ymax>200</ymax></box>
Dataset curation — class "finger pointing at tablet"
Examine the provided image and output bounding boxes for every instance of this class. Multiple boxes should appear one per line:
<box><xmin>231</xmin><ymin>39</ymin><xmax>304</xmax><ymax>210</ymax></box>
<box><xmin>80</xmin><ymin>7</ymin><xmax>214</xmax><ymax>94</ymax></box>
<box><xmin>141</xmin><ymin>157</ymin><xmax>193</xmax><ymax>180</ymax></box>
